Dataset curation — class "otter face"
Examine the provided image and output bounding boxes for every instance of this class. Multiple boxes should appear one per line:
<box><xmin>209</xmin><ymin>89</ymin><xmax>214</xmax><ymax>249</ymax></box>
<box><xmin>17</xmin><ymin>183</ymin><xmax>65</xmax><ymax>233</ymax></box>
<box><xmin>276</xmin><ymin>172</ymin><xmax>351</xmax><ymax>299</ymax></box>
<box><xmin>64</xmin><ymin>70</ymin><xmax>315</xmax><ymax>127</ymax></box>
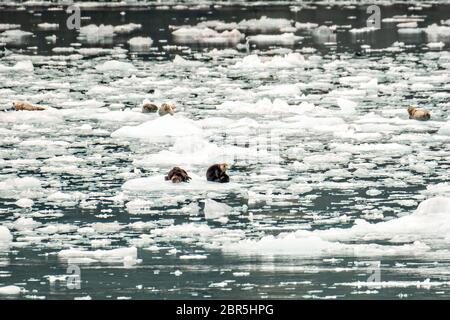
<box><xmin>171</xmin><ymin>175</ymin><xmax>182</xmax><ymax>183</ymax></box>
<box><xmin>161</xmin><ymin>103</ymin><xmax>176</xmax><ymax>116</ymax></box>
<box><xmin>219</xmin><ymin>163</ymin><xmax>228</xmax><ymax>172</ymax></box>
<box><xmin>407</xmin><ymin>106</ymin><xmax>416</xmax><ymax>116</ymax></box>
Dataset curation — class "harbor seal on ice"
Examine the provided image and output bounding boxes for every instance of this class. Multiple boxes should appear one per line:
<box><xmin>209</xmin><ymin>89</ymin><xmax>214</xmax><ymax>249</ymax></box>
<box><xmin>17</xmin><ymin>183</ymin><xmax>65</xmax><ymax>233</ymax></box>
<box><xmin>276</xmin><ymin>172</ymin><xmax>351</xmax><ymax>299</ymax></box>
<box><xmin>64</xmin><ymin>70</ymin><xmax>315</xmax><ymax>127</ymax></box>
<box><xmin>407</xmin><ymin>106</ymin><xmax>430</xmax><ymax>121</ymax></box>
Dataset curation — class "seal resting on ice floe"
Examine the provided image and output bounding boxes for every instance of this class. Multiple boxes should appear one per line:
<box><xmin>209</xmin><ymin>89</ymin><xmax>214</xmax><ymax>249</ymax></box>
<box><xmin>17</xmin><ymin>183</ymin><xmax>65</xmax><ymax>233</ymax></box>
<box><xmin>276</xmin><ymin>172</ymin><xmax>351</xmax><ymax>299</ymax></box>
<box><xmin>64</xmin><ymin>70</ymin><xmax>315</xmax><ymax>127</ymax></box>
<box><xmin>142</xmin><ymin>102</ymin><xmax>158</xmax><ymax>113</ymax></box>
<box><xmin>158</xmin><ymin>103</ymin><xmax>176</xmax><ymax>116</ymax></box>
<box><xmin>407</xmin><ymin>106</ymin><xmax>430</xmax><ymax>121</ymax></box>
<box><xmin>13</xmin><ymin>102</ymin><xmax>47</xmax><ymax>111</ymax></box>
<box><xmin>165</xmin><ymin>167</ymin><xmax>191</xmax><ymax>183</ymax></box>
<box><xmin>206</xmin><ymin>163</ymin><xmax>229</xmax><ymax>183</ymax></box>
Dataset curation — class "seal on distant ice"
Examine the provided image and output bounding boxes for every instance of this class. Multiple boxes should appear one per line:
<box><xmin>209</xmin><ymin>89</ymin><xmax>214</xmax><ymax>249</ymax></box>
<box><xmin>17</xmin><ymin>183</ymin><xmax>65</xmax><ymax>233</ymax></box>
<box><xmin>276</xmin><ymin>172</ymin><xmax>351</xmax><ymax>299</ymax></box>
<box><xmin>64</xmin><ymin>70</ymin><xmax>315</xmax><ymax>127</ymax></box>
<box><xmin>165</xmin><ymin>167</ymin><xmax>191</xmax><ymax>183</ymax></box>
<box><xmin>13</xmin><ymin>102</ymin><xmax>47</xmax><ymax>111</ymax></box>
<box><xmin>142</xmin><ymin>102</ymin><xmax>158</xmax><ymax>113</ymax></box>
<box><xmin>407</xmin><ymin>106</ymin><xmax>430</xmax><ymax>121</ymax></box>
<box><xmin>158</xmin><ymin>103</ymin><xmax>176</xmax><ymax>116</ymax></box>
<box><xmin>141</xmin><ymin>102</ymin><xmax>176</xmax><ymax>116</ymax></box>
<box><xmin>206</xmin><ymin>164</ymin><xmax>229</xmax><ymax>183</ymax></box>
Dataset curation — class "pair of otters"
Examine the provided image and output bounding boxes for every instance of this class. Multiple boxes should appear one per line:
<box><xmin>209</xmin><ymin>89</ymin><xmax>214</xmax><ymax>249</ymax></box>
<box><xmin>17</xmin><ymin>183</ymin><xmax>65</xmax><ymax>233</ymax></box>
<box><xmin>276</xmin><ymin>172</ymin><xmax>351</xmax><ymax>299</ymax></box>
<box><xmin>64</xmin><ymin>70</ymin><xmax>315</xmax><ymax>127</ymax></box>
<box><xmin>165</xmin><ymin>164</ymin><xmax>229</xmax><ymax>184</ymax></box>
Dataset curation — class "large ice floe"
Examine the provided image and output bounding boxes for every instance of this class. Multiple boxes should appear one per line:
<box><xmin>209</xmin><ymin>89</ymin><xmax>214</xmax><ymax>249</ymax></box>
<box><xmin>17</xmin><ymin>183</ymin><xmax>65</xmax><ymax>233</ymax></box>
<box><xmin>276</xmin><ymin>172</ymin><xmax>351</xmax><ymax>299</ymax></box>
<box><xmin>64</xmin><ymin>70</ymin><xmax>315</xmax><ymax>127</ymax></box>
<box><xmin>0</xmin><ymin>226</ymin><xmax>13</xmax><ymax>247</ymax></box>
<box><xmin>222</xmin><ymin>197</ymin><xmax>450</xmax><ymax>258</ymax></box>
<box><xmin>172</xmin><ymin>27</ymin><xmax>244</xmax><ymax>44</ymax></box>
<box><xmin>58</xmin><ymin>247</ymin><xmax>140</xmax><ymax>265</ymax></box>
<box><xmin>122</xmin><ymin>173</ymin><xmax>240</xmax><ymax>193</ymax></box>
<box><xmin>111</xmin><ymin>115</ymin><xmax>203</xmax><ymax>142</ymax></box>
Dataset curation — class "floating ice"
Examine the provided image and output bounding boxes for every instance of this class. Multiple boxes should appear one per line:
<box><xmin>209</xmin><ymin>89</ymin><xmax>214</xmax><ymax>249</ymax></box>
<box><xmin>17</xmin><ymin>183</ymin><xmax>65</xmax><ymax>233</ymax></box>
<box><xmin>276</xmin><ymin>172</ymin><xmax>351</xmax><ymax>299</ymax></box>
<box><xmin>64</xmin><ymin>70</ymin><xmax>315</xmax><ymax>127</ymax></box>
<box><xmin>172</xmin><ymin>27</ymin><xmax>243</xmax><ymax>44</ymax></box>
<box><xmin>234</xmin><ymin>53</ymin><xmax>307</xmax><ymax>69</ymax></box>
<box><xmin>122</xmin><ymin>173</ymin><xmax>240</xmax><ymax>193</ymax></box>
<box><xmin>37</xmin><ymin>23</ymin><xmax>59</xmax><ymax>30</ymax></box>
<box><xmin>247</xmin><ymin>33</ymin><xmax>302</xmax><ymax>45</ymax></box>
<box><xmin>0</xmin><ymin>286</ymin><xmax>21</xmax><ymax>295</ymax></box>
<box><xmin>0</xmin><ymin>177</ymin><xmax>42</xmax><ymax>199</ymax></box>
<box><xmin>0</xmin><ymin>29</ymin><xmax>33</xmax><ymax>44</ymax></box>
<box><xmin>111</xmin><ymin>115</ymin><xmax>203</xmax><ymax>142</ymax></box>
<box><xmin>133</xmin><ymin>136</ymin><xmax>233</xmax><ymax>167</ymax></box>
<box><xmin>79</xmin><ymin>24</ymin><xmax>114</xmax><ymax>41</ymax></box>
<box><xmin>58</xmin><ymin>247</ymin><xmax>138</xmax><ymax>264</ymax></box>
<box><xmin>128</xmin><ymin>36</ymin><xmax>153</xmax><ymax>50</ymax></box>
<box><xmin>172</xmin><ymin>55</ymin><xmax>203</xmax><ymax>67</ymax></box>
<box><xmin>179</xmin><ymin>254</ymin><xmax>207</xmax><ymax>260</ymax></box>
<box><xmin>11</xmin><ymin>217</ymin><xmax>41</xmax><ymax>231</ymax></box>
<box><xmin>438</xmin><ymin>121</ymin><xmax>450</xmax><ymax>135</ymax></box>
<box><xmin>95</xmin><ymin>60</ymin><xmax>136</xmax><ymax>72</ymax></box>
<box><xmin>0</xmin><ymin>226</ymin><xmax>13</xmax><ymax>244</ymax></box>
<box><xmin>238</xmin><ymin>16</ymin><xmax>292</xmax><ymax>32</ymax></box>
<box><xmin>114</xmin><ymin>23</ymin><xmax>142</xmax><ymax>34</ymax></box>
<box><xmin>424</xmin><ymin>24</ymin><xmax>450</xmax><ymax>42</ymax></box>
<box><xmin>204</xmin><ymin>199</ymin><xmax>232</xmax><ymax>220</ymax></box>
<box><xmin>349</xmin><ymin>26</ymin><xmax>378</xmax><ymax>34</ymax></box>
<box><xmin>222</xmin><ymin>197</ymin><xmax>450</xmax><ymax>257</ymax></box>
<box><xmin>397</xmin><ymin>22</ymin><xmax>418</xmax><ymax>28</ymax></box>
<box><xmin>0</xmin><ymin>60</ymin><xmax>34</xmax><ymax>73</ymax></box>
<box><xmin>126</xmin><ymin>199</ymin><xmax>154</xmax><ymax>215</ymax></box>
<box><xmin>0</xmin><ymin>24</ymin><xmax>20</xmax><ymax>31</ymax></box>
<box><xmin>336</xmin><ymin>98</ymin><xmax>357</xmax><ymax>114</ymax></box>
<box><xmin>15</xmin><ymin>198</ymin><xmax>34</xmax><ymax>208</ymax></box>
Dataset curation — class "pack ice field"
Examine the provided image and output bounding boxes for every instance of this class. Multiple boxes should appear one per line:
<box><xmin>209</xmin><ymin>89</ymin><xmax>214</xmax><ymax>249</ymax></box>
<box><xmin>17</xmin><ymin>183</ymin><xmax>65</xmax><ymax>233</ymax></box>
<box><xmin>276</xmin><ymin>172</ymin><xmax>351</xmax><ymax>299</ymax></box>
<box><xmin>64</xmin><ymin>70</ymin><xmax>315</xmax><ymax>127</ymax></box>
<box><xmin>0</xmin><ymin>1</ymin><xmax>450</xmax><ymax>299</ymax></box>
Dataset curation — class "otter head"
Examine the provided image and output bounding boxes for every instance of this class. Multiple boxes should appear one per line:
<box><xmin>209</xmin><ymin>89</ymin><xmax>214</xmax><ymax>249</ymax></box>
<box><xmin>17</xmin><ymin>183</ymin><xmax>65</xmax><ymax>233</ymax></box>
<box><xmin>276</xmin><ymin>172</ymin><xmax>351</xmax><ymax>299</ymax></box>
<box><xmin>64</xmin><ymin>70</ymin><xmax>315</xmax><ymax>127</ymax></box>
<box><xmin>407</xmin><ymin>106</ymin><xmax>416</xmax><ymax>116</ymax></box>
<box><xmin>219</xmin><ymin>163</ymin><xmax>228</xmax><ymax>172</ymax></box>
<box><xmin>161</xmin><ymin>103</ymin><xmax>176</xmax><ymax>116</ymax></box>
<box><xmin>171</xmin><ymin>175</ymin><xmax>182</xmax><ymax>183</ymax></box>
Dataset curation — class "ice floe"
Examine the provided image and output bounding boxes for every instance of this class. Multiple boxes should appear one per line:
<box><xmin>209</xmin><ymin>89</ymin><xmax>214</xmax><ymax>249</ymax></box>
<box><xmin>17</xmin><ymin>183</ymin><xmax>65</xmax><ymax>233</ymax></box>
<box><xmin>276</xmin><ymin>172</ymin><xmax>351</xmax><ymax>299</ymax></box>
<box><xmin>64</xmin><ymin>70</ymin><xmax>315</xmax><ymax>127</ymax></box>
<box><xmin>122</xmin><ymin>173</ymin><xmax>240</xmax><ymax>193</ymax></box>
<box><xmin>58</xmin><ymin>247</ymin><xmax>138</xmax><ymax>264</ymax></box>
<box><xmin>222</xmin><ymin>197</ymin><xmax>450</xmax><ymax>258</ymax></box>
<box><xmin>111</xmin><ymin>115</ymin><xmax>203</xmax><ymax>142</ymax></box>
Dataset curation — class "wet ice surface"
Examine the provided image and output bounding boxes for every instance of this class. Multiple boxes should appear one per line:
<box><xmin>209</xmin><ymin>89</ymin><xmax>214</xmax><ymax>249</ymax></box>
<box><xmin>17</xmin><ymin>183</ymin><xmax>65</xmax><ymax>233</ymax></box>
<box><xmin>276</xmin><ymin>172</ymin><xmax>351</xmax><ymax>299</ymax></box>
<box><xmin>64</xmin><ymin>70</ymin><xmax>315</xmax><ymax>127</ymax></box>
<box><xmin>1</xmin><ymin>2</ymin><xmax>450</xmax><ymax>299</ymax></box>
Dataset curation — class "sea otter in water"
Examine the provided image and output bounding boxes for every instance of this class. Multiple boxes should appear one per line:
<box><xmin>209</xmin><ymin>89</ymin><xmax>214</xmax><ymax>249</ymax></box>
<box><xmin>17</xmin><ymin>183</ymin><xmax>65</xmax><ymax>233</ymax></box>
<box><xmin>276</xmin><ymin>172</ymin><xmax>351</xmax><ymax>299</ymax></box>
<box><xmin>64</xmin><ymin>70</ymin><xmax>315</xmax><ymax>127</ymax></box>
<box><xmin>165</xmin><ymin>167</ymin><xmax>191</xmax><ymax>183</ymax></box>
<box><xmin>142</xmin><ymin>102</ymin><xmax>158</xmax><ymax>113</ymax></box>
<box><xmin>206</xmin><ymin>163</ymin><xmax>229</xmax><ymax>183</ymax></box>
<box><xmin>407</xmin><ymin>106</ymin><xmax>430</xmax><ymax>121</ymax></box>
<box><xmin>158</xmin><ymin>103</ymin><xmax>176</xmax><ymax>116</ymax></box>
<box><xmin>13</xmin><ymin>102</ymin><xmax>47</xmax><ymax>111</ymax></box>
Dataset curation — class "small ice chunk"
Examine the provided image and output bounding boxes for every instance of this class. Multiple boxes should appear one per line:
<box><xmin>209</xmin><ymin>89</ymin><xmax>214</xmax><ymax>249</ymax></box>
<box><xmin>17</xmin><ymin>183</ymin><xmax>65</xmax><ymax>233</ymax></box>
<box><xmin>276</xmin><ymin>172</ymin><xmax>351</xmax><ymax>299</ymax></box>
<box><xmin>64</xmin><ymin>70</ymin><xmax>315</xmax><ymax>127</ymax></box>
<box><xmin>437</xmin><ymin>121</ymin><xmax>450</xmax><ymax>136</ymax></box>
<box><xmin>58</xmin><ymin>247</ymin><xmax>137</xmax><ymax>263</ymax></box>
<box><xmin>0</xmin><ymin>60</ymin><xmax>34</xmax><ymax>73</ymax></box>
<box><xmin>204</xmin><ymin>199</ymin><xmax>232</xmax><ymax>220</ymax></box>
<box><xmin>172</xmin><ymin>55</ymin><xmax>203</xmax><ymax>67</ymax></box>
<box><xmin>427</xmin><ymin>42</ymin><xmax>445</xmax><ymax>50</ymax></box>
<box><xmin>336</xmin><ymin>97</ymin><xmax>357</xmax><ymax>114</ymax></box>
<box><xmin>95</xmin><ymin>60</ymin><xmax>136</xmax><ymax>72</ymax></box>
<box><xmin>0</xmin><ymin>226</ymin><xmax>13</xmax><ymax>244</ymax></box>
<box><xmin>37</xmin><ymin>23</ymin><xmax>59</xmax><ymax>30</ymax></box>
<box><xmin>247</xmin><ymin>33</ymin><xmax>302</xmax><ymax>45</ymax></box>
<box><xmin>15</xmin><ymin>198</ymin><xmax>34</xmax><ymax>208</ymax></box>
<box><xmin>114</xmin><ymin>23</ymin><xmax>142</xmax><ymax>34</ymax></box>
<box><xmin>126</xmin><ymin>199</ymin><xmax>153</xmax><ymax>215</ymax></box>
<box><xmin>0</xmin><ymin>286</ymin><xmax>21</xmax><ymax>295</ymax></box>
<box><xmin>128</xmin><ymin>36</ymin><xmax>153</xmax><ymax>50</ymax></box>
